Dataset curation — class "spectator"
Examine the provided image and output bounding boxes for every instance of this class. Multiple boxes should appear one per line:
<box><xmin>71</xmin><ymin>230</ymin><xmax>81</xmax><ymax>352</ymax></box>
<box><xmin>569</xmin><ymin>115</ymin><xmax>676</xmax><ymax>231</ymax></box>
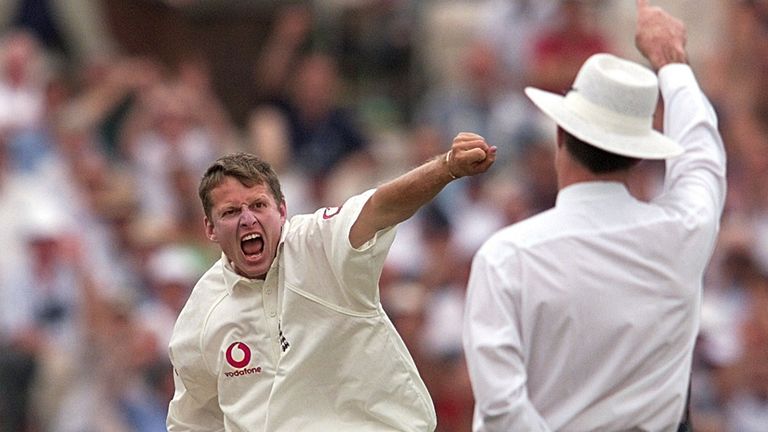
<box><xmin>0</xmin><ymin>29</ymin><xmax>48</xmax><ymax>149</ymax></box>
<box><xmin>121</xmin><ymin>78</ymin><xmax>229</xmax><ymax>231</ymax></box>
<box><xmin>136</xmin><ymin>244</ymin><xmax>206</xmax><ymax>360</ymax></box>
<box><xmin>249</xmin><ymin>5</ymin><xmax>370</xmax><ymax>205</ymax></box>
<box><xmin>478</xmin><ymin>0</ymin><xmax>557</xmax><ymax>93</ymax></box>
<box><xmin>416</xmin><ymin>39</ymin><xmax>540</xmax><ymax>167</ymax></box>
<box><xmin>528</xmin><ymin>0</ymin><xmax>613</xmax><ymax>93</ymax></box>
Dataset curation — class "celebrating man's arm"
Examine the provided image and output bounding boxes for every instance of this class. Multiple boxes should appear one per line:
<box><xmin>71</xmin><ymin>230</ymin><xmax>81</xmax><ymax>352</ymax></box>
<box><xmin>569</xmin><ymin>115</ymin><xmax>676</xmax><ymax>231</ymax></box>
<box><xmin>349</xmin><ymin>132</ymin><xmax>496</xmax><ymax>248</ymax></box>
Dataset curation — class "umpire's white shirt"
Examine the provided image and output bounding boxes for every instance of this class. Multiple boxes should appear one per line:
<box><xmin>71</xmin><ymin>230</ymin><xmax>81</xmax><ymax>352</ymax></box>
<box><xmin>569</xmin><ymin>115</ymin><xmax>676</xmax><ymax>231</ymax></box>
<box><xmin>167</xmin><ymin>190</ymin><xmax>436</xmax><ymax>431</ymax></box>
<box><xmin>463</xmin><ymin>64</ymin><xmax>726</xmax><ymax>431</ymax></box>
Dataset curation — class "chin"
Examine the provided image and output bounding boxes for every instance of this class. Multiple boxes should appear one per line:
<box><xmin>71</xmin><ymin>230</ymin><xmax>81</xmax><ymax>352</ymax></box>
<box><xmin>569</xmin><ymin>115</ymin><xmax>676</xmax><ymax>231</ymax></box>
<box><xmin>231</xmin><ymin>262</ymin><xmax>264</xmax><ymax>280</ymax></box>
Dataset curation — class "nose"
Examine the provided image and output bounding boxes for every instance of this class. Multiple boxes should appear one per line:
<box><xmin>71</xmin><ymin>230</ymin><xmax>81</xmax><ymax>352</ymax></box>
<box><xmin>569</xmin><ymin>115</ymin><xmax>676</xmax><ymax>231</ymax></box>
<box><xmin>239</xmin><ymin>206</ymin><xmax>258</xmax><ymax>227</ymax></box>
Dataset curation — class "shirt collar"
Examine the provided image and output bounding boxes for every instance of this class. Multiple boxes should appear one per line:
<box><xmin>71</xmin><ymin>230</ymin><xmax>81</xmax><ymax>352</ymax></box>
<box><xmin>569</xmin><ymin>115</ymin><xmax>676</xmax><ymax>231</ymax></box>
<box><xmin>222</xmin><ymin>219</ymin><xmax>290</xmax><ymax>295</ymax></box>
<box><xmin>556</xmin><ymin>181</ymin><xmax>633</xmax><ymax>207</ymax></box>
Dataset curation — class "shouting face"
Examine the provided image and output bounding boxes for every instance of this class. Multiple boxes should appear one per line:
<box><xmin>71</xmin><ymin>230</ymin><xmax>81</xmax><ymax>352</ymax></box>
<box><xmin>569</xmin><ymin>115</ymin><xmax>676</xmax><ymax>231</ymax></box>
<box><xmin>205</xmin><ymin>176</ymin><xmax>287</xmax><ymax>279</ymax></box>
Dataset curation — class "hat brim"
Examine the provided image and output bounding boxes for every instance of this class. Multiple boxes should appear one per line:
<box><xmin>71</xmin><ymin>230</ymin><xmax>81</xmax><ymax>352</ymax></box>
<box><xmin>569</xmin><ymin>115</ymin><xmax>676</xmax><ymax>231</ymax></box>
<box><xmin>525</xmin><ymin>87</ymin><xmax>683</xmax><ymax>160</ymax></box>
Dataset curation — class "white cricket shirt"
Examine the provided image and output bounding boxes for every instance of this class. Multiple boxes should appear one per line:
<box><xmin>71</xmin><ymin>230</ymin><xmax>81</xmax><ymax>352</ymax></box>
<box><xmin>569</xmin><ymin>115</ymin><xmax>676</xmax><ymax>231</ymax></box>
<box><xmin>463</xmin><ymin>64</ymin><xmax>726</xmax><ymax>431</ymax></box>
<box><xmin>168</xmin><ymin>190</ymin><xmax>436</xmax><ymax>431</ymax></box>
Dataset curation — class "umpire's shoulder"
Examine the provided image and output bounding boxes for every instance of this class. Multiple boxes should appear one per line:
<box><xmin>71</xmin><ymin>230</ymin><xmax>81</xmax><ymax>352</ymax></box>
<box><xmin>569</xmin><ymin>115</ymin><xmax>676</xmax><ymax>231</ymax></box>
<box><xmin>481</xmin><ymin>208</ymin><xmax>559</xmax><ymax>251</ymax></box>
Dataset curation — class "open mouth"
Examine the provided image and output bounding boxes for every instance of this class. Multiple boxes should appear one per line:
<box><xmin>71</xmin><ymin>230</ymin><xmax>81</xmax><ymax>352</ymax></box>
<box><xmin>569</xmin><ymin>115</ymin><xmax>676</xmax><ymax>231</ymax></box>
<box><xmin>241</xmin><ymin>233</ymin><xmax>264</xmax><ymax>257</ymax></box>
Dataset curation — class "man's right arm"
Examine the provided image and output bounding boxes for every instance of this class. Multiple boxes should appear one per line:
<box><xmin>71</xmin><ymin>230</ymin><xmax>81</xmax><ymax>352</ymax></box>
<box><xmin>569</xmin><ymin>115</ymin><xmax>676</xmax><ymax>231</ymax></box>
<box><xmin>657</xmin><ymin>65</ymin><xmax>726</xmax><ymax>216</ymax></box>
<box><xmin>635</xmin><ymin>0</ymin><xmax>688</xmax><ymax>72</ymax></box>
<box><xmin>167</xmin><ymin>321</ymin><xmax>226</xmax><ymax>432</ymax></box>
<box><xmin>167</xmin><ymin>366</ymin><xmax>226</xmax><ymax>431</ymax></box>
<box><xmin>636</xmin><ymin>0</ymin><xmax>726</xmax><ymax>221</ymax></box>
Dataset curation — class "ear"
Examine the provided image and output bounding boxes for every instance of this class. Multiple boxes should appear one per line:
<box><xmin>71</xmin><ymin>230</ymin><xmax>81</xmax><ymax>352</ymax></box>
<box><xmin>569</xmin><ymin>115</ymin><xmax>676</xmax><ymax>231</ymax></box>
<box><xmin>204</xmin><ymin>216</ymin><xmax>217</xmax><ymax>242</ymax></box>
<box><xmin>556</xmin><ymin>126</ymin><xmax>566</xmax><ymax>149</ymax></box>
<box><xmin>279</xmin><ymin>201</ymin><xmax>288</xmax><ymax>225</ymax></box>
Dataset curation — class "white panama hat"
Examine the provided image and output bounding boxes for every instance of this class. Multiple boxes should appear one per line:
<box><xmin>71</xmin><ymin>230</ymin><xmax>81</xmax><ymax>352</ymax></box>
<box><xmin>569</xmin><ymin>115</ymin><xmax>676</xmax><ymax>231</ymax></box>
<box><xmin>525</xmin><ymin>53</ymin><xmax>683</xmax><ymax>159</ymax></box>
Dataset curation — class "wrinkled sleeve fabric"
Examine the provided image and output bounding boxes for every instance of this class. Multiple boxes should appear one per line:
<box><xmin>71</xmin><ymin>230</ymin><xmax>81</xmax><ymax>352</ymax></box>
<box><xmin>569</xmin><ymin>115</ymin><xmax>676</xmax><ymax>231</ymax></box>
<box><xmin>463</xmin><ymin>244</ymin><xmax>551</xmax><ymax>432</ymax></box>
<box><xmin>287</xmin><ymin>189</ymin><xmax>396</xmax><ymax>311</ymax></box>
<box><xmin>166</xmin><ymin>289</ymin><xmax>227</xmax><ymax>432</ymax></box>
<box><xmin>167</xmin><ymin>366</ymin><xmax>225</xmax><ymax>432</ymax></box>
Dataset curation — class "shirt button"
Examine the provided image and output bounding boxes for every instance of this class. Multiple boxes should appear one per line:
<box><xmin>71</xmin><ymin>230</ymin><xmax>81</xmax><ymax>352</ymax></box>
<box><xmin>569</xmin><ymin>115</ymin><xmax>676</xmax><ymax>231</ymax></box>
<box><xmin>269</xmin><ymin>310</ymin><xmax>276</xmax><ymax>317</ymax></box>
<box><xmin>265</xmin><ymin>288</ymin><xmax>272</xmax><ymax>295</ymax></box>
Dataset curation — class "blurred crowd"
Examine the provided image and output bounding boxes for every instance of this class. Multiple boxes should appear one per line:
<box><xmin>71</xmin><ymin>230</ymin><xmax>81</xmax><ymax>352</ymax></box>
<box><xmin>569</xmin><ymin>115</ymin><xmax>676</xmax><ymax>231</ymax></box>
<box><xmin>0</xmin><ymin>1</ymin><xmax>766</xmax><ymax>431</ymax></box>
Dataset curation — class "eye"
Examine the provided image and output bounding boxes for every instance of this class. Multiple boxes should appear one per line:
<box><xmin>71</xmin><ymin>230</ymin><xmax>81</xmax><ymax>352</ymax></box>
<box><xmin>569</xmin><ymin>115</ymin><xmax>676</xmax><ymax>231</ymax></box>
<box><xmin>221</xmin><ymin>208</ymin><xmax>237</xmax><ymax>217</ymax></box>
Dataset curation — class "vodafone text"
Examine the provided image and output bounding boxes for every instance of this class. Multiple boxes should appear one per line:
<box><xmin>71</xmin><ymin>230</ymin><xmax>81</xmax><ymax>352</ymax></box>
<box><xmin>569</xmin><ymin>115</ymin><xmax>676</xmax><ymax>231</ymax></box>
<box><xmin>224</xmin><ymin>367</ymin><xmax>262</xmax><ymax>378</ymax></box>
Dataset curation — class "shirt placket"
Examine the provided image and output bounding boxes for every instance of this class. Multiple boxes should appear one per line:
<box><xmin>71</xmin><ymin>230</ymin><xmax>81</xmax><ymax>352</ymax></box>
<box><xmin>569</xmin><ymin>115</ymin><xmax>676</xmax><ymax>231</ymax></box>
<box><xmin>263</xmin><ymin>267</ymin><xmax>281</xmax><ymax>359</ymax></box>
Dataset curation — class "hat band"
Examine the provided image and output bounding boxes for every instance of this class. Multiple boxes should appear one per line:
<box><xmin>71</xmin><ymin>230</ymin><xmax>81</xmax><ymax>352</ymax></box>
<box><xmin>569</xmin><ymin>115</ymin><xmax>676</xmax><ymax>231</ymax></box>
<box><xmin>563</xmin><ymin>91</ymin><xmax>653</xmax><ymax>136</ymax></box>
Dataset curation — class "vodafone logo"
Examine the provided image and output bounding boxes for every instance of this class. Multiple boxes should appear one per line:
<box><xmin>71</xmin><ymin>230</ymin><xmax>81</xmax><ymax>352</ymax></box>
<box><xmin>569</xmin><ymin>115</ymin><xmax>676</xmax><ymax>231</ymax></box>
<box><xmin>225</xmin><ymin>342</ymin><xmax>252</xmax><ymax>368</ymax></box>
<box><xmin>223</xmin><ymin>342</ymin><xmax>262</xmax><ymax>379</ymax></box>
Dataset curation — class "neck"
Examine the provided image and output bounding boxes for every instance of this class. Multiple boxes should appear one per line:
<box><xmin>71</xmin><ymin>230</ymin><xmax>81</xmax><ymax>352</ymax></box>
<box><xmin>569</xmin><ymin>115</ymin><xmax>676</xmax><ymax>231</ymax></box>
<box><xmin>558</xmin><ymin>162</ymin><xmax>631</xmax><ymax>190</ymax></box>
